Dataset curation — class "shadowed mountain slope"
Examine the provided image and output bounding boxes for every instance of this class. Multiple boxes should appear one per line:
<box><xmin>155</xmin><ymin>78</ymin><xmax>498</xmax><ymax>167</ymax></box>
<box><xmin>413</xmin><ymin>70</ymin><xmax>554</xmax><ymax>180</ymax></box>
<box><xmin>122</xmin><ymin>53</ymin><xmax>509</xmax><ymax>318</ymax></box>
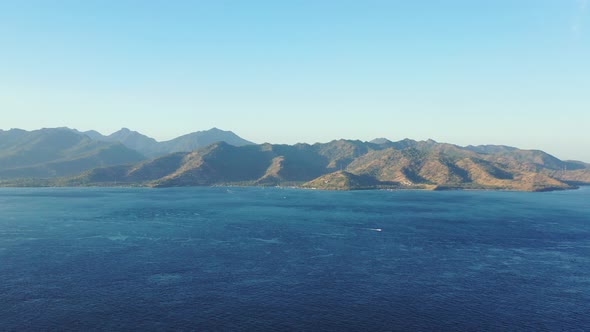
<box><xmin>56</xmin><ymin>139</ymin><xmax>590</xmax><ymax>192</ymax></box>
<box><xmin>0</xmin><ymin>128</ymin><xmax>146</xmax><ymax>179</ymax></box>
<box><xmin>87</xmin><ymin>127</ymin><xmax>254</xmax><ymax>157</ymax></box>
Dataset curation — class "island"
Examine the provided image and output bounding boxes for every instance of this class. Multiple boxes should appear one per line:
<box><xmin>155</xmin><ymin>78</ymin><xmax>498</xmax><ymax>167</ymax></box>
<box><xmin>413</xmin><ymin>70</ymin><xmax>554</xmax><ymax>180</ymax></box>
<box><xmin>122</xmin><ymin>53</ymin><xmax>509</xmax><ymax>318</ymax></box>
<box><xmin>1</xmin><ymin>128</ymin><xmax>589</xmax><ymax>192</ymax></box>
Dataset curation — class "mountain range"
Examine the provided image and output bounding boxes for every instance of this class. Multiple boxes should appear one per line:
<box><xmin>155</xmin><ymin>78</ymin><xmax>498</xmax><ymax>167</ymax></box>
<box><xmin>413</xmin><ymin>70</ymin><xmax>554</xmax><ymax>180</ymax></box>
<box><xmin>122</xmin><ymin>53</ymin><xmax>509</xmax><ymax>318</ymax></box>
<box><xmin>0</xmin><ymin>128</ymin><xmax>144</xmax><ymax>179</ymax></box>
<box><xmin>76</xmin><ymin>127</ymin><xmax>254</xmax><ymax>157</ymax></box>
<box><xmin>0</xmin><ymin>127</ymin><xmax>253</xmax><ymax>179</ymax></box>
<box><xmin>1</xmin><ymin>127</ymin><xmax>589</xmax><ymax>191</ymax></box>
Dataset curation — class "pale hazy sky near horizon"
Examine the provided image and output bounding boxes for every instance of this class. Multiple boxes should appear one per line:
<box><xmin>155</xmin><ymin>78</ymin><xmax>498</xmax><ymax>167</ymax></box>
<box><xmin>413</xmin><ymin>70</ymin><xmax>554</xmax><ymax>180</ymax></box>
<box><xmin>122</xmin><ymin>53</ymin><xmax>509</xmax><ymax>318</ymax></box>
<box><xmin>0</xmin><ymin>1</ymin><xmax>589</xmax><ymax>161</ymax></box>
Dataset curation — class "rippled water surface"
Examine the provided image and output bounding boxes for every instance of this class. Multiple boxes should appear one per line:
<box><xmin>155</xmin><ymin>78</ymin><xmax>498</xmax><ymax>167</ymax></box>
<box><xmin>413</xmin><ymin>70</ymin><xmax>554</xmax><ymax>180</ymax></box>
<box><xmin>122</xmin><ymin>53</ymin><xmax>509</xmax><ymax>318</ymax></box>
<box><xmin>1</xmin><ymin>187</ymin><xmax>589</xmax><ymax>331</ymax></box>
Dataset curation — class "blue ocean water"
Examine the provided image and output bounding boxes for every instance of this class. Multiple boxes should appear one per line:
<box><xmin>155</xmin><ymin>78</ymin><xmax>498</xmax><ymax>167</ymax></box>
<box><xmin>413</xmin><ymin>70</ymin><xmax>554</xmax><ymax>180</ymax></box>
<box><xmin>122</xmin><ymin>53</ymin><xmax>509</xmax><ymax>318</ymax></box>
<box><xmin>1</xmin><ymin>187</ymin><xmax>589</xmax><ymax>331</ymax></box>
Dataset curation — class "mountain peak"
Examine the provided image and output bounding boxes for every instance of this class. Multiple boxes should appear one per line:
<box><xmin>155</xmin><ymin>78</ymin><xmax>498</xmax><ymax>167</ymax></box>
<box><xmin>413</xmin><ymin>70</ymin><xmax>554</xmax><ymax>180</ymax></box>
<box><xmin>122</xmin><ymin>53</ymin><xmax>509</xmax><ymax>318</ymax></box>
<box><xmin>0</xmin><ymin>128</ymin><xmax>145</xmax><ymax>179</ymax></box>
<box><xmin>3</xmin><ymin>131</ymin><xmax>589</xmax><ymax>191</ymax></box>
<box><xmin>115</xmin><ymin>127</ymin><xmax>133</xmax><ymax>134</ymax></box>
<box><xmin>40</xmin><ymin>127</ymin><xmax>72</xmax><ymax>132</ymax></box>
<box><xmin>370</xmin><ymin>138</ymin><xmax>392</xmax><ymax>144</ymax></box>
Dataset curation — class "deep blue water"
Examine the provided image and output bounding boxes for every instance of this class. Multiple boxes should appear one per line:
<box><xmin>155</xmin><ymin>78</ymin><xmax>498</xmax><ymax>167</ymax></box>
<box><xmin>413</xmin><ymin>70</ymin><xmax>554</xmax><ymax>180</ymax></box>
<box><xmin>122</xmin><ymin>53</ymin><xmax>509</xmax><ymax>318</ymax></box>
<box><xmin>1</xmin><ymin>187</ymin><xmax>589</xmax><ymax>331</ymax></box>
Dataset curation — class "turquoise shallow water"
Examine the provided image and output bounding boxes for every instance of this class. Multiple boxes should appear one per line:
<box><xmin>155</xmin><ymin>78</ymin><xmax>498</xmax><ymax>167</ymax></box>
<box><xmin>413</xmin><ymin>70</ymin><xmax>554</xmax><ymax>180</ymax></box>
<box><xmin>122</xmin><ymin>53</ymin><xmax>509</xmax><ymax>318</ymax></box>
<box><xmin>1</xmin><ymin>187</ymin><xmax>589</xmax><ymax>331</ymax></box>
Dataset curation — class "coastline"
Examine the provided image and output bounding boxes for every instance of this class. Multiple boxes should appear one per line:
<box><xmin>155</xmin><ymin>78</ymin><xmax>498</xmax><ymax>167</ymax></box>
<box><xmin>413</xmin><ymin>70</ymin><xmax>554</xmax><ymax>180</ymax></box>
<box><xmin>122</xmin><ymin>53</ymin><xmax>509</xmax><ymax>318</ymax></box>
<box><xmin>0</xmin><ymin>180</ymin><xmax>582</xmax><ymax>193</ymax></box>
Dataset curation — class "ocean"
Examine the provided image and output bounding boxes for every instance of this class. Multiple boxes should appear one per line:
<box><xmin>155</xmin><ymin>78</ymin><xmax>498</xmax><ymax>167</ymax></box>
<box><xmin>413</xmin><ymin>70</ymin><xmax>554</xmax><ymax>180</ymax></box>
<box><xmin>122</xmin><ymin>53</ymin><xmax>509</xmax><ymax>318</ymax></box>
<box><xmin>1</xmin><ymin>187</ymin><xmax>589</xmax><ymax>331</ymax></box>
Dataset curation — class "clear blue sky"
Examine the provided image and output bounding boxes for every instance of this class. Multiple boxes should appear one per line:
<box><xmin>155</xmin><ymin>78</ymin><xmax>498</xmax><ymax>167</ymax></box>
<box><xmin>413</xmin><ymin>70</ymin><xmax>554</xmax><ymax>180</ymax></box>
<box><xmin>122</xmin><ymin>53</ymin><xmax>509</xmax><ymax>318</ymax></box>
<box><xmin>1</xmin><ymin>1</ymin><xmax>589</xmax><ymax>161</ymax></box>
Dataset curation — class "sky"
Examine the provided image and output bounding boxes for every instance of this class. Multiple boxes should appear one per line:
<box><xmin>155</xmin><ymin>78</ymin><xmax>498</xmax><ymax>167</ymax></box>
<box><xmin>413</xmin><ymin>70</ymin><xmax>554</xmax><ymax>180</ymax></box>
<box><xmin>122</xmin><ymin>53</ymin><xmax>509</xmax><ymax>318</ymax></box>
<box><xmin>0</xmin><ymin>0</ymin><xmax>589</xmax><ymax>161</ymax></box>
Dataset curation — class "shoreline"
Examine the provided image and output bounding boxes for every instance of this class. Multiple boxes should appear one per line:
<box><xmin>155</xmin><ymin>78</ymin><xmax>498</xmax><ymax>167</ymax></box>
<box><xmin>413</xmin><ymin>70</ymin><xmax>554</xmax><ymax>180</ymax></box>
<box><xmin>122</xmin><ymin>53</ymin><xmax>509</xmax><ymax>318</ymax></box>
<box><xmin>0</xmin><ymin>181</ymin><xmax>584</xmax><ymax>193</ymax></box>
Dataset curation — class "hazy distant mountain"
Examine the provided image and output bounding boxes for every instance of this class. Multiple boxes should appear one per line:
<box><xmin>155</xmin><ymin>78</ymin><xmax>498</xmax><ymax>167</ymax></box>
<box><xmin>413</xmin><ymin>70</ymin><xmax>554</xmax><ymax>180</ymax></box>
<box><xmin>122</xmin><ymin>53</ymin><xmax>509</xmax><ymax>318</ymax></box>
<box><xmin>87</xmin><ymin>127</ymin><xmax>254</xmax><ymax>157</ymax></box>
<box><xmin>465</xmin><ymin>144</ymin><xmax>519</xmax><ymax>155</ymax></box>
<box><xmin>0</xmin><ymin>128</ymin><xmax>146</xmax><ymax>179</ymax></box>
<box><xmin>80</xmin><ymin>130</ymin><xmax>106</xmax><ymax>140</ymax></box>
<box><xmin>369</xmin><ymin>138</ymin><xmax>391</xmax><ymax>145</ymax></box>
<box><xmin>58</xmin><ymin>139</ymin><xmax>590</xmax><ymax>192</ymax></box>
<box><xmin>0</xmin><ymin>126</ymin><xmax>255</xmax><ymax>179</ymax></box>
<box><xmin>84</xmin><ymin>128</ymin><xmax>159</xmax><ymax>155</ymax></box>
<box><xmin>153</xmin><ymin>128</ymin><xmax>255</xmax><ymax>157</ymax></box>
<box><xmin>3</xmin><ymin>128</ymin><xmax>589</xmax><ymax>191</ymax></box>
